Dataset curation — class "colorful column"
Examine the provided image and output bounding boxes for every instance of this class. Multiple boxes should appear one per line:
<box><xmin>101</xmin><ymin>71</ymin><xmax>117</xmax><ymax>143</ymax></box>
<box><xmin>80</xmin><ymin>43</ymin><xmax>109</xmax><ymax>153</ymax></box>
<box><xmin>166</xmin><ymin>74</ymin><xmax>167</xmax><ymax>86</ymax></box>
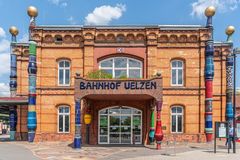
<box><xmin>9</xmin><ymin>26</ymin><xmax>19</xmax><ymax>141</ymax></box>
<box><xmin>225</xmin><ymin>26</ymin><xmax>235</xmax><ymax>143</ymax></box>
<box><xmin>204</xmin><ymin>6</ymin><xmax>216</xmax><ymax>142</ymax></box>
<box><xmin>149</xmin><ymin>105</ymin><xmax>155</xmax><ymax>144</ymax></box>
<box><xmin>154</xmin><ymin>101</ymin><xmax>163</xmax><ymax>150</ymax></box>
<box><xmin>27</xmin><ymin>6</ymin><xmax>38</xmax><ymax>142</ymax></box>
<box><xmin>74</xmin><ymin>99</ymin><xmax>82</xmax><ymax>149</ymax></box>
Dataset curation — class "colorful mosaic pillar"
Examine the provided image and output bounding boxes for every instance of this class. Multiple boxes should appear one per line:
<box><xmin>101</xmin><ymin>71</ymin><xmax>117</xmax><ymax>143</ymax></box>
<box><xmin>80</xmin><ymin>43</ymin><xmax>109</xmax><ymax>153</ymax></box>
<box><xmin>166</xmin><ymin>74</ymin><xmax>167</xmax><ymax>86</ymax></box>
<box><xmin>154</xmin><ymin>101</ymin><xmax>163</xmax><ymax>150</ymax></box>
<box><xmin>27</xmin><ymin>6</ymin><xmax>38</xmax><ymax>142</ymax></box>
<box><xmin>204</xmin><ymin>7</ymin><xmax>215</xmax><ymax>142</ymax></box>
<box><xmin>74</xmin><ymin>99</ymin><xmax>81</xmax><ymax>149</ymax></box>
<box><xmin>226</xmin><ymin>54</ymin><xmax>234</xmax><ymax>139</ymax></box>
<box><xmin>149</xmin><ymin>106</ymin><xmax>155</xmax><ymax>144</ymax></box>
<box><xmin>9</xmin><ymin>26</ymin><xmax>19</xmax><ymax>141</ymax></box>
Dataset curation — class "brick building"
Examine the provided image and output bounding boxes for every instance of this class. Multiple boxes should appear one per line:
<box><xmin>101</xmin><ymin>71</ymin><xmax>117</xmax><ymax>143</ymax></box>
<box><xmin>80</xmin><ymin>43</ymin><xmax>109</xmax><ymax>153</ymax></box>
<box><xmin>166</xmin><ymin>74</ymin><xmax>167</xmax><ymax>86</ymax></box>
<box><xmin>4</xmin><ymin>6</ymin><xmax>235</xmax><ymax>147</ymax></box>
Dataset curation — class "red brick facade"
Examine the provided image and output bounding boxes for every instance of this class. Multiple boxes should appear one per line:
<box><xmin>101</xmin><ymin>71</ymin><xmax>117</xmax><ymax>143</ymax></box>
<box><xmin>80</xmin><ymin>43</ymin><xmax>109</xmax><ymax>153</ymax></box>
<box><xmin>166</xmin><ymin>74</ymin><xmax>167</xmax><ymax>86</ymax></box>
<box><xmin>13</xmin><ymin>25</ymin><xmax>231</xmax><ymax>144</ymax></box>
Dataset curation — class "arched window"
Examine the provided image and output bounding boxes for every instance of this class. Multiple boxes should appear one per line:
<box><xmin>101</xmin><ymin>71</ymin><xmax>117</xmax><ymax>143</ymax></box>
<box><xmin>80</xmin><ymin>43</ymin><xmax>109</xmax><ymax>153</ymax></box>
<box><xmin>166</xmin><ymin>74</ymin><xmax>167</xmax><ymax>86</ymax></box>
<box><xmin>99</xmin><ymin>57</ymin><xmax>142</xmax><ymax>78</ymax></box>
<box><xmin>171</xmin><ymin>106</ymin><xmax>184</xmax><ymax>133</ymax></box>
<box><xmin>58</xmin><ymin>60</ymin><xmax>70</xmax><ymax>86</ymax></box>
<box><xmin>58</xmin><ymin>105</ymin><xmax>70</xmax><ymax>133</ymax></box>
<box><xmin>171</xmin><ymin>60</ymin><xmax>184</xmax><ymax>86</ymax></box>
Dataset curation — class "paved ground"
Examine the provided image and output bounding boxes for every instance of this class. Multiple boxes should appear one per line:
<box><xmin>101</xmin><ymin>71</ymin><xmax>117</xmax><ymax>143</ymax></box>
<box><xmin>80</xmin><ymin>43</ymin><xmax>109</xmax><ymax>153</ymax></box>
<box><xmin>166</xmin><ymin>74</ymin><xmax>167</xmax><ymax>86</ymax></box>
<box><xmin>0</xmin><ymin>142</ymin><xmax>41</xmax><ymax>160</ymax></box>
<box><xmin>1</xmin><ymin>137</ymin><xmax>240</xmax><ymax>160</ymax></box>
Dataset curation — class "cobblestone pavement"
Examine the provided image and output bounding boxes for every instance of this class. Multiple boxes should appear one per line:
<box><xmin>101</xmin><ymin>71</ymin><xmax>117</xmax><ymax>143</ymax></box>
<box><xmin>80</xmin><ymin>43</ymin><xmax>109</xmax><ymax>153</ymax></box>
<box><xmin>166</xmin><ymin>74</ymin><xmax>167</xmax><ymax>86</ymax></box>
<box><xmin>5</xmin><ymin>140</ymin><xmax>240</xmax><ymax>160</ymax></box>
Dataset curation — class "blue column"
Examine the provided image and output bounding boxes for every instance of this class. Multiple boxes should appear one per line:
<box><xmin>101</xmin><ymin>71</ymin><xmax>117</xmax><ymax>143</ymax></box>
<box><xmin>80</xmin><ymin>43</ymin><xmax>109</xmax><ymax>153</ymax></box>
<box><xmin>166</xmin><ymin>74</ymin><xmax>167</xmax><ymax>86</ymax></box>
<box><xmin>9</xmin><ymin>27</ymin><xmax>18</xmax><ymax>141</ymax></box>
<box><xmin>226</xmin><ymin>54</ymin><xmax>234</xmax><ymax>139</ymax></box>
<box><xmin>9</xmin><ymin>106</ymin><xmax>17</xmax><ymax>141</ymax></box>
<box><xmin>74</xmin><ymin>99</ymin><xmax>81</xmax><ymax>148</ymax></box>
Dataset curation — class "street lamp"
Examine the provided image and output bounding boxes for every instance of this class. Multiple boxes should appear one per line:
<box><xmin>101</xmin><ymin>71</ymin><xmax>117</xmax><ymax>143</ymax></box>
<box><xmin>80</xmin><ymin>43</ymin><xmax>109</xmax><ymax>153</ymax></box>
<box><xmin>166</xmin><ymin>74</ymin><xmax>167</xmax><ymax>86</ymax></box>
<box><xmin>233</xmin><ymin>47</ymin><xmax>240</xmax><ymax>153</ymax></box>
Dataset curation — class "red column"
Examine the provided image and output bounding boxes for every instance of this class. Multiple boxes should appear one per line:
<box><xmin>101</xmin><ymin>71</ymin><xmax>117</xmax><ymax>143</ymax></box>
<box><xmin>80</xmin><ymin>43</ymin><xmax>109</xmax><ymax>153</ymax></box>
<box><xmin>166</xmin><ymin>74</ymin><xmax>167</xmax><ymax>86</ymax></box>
<box><xmin>154</xmin><ymin>101</ymin><xmax>163</xmax><ymax>149</ymax></box>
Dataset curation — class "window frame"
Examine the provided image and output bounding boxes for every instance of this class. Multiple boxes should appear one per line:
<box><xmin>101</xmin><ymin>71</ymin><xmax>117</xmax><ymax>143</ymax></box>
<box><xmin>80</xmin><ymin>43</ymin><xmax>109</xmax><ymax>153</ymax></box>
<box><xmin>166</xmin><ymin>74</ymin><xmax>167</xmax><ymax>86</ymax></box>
<box><xmin>57</xmin><ymin>105</ymin><xmax>70</xmax><ymax>133</ymax></box>
<box><xmin>170</xmin><ymin>106</ymin><xmax>184</xmax><ymax>134</ymax></box>
<box><xmin>58</xmin><ymin>60</ymin><xmax>71</xmax><ymax>86</ymax></box>
<box><xmin>99</xmin><ymin>57</ymin><xmax>143</xmax><ymax>78</ymax></box>
<box><xmin>171</xmin><ymin>60</ymin><xmax>184</xmax><ymax>86</ymax></box>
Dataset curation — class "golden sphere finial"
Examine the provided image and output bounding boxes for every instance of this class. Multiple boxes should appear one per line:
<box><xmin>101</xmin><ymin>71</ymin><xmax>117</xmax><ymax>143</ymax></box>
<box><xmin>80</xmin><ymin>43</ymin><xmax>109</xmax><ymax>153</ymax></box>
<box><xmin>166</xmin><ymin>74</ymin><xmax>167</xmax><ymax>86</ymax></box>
<box><xmin>27</xmin><ymin>6</ymin><xmax>38</xmax><ymax>17</ymax></box>
<box><xmin>225</xmin><ymin>25</ymin><xmax>235</xmax><ymax>36</ymax></box>
<box><xmin>9</xmin><ymin>26</ymin><xmax>19</xmax><ymax>36</ymax></box>
<box><xmin>205</xmin><ymin>6</ymin><xmax>216</xmax><ymax>17</ymax></box>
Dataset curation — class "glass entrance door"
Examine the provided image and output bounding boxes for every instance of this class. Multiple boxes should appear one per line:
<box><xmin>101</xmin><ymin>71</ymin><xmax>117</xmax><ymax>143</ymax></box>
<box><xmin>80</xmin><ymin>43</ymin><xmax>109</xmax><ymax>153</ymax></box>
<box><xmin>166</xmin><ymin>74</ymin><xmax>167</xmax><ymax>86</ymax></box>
<box><xmin>109</xmin><ymin>115</ymin><xmax>131</xmax><ymax>144</ymax></box>
<box><xmin>99</xmin><ymin>106</ymin><xmax>142</xmax><ymax>144</ymax></box>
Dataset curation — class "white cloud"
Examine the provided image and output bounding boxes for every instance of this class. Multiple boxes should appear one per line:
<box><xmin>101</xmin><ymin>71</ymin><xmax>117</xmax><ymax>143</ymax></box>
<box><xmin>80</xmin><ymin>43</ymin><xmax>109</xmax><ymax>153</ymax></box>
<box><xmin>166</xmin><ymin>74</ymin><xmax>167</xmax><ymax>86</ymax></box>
<box><xmin>0</xmin><ymin>83</ymin><xmax>9</xmax><ymax>97</ymax></box>
<box><xmin>0</xmin><ymin>27</ymin><xmax>6</xmax><ymax>38</ymax></box>
<box><xmin>0</xmin><ymin>39</ymin><xmax>9</xmax><ymax>52</ymax></box>
<box><xmin>48</xmin><ymin>0</ymin><xmax>68</xmax><ymax>7</ymax></box>
<box><xmin>85</xmin><ymin>4</ymin><xmax>126</xmax><ymax>25</ymax></box>
<box><xmin>61</xmin><ymin>2</ymin><xmax>67</xmax><ymax>8</ymax></box>
<box><xmin>0</xmin><ymin>27</ymin><xmax>10</xmax><ymax>97</ymax></box>
<box><xmin>67</xmin><ymin>16</ymin><xmax>77</xmax><ymax>25</ymax></box>
<box><xmin>191</xmin><ymin>0</ymin><xmax>240</xmax><ymax>18</ymax></box>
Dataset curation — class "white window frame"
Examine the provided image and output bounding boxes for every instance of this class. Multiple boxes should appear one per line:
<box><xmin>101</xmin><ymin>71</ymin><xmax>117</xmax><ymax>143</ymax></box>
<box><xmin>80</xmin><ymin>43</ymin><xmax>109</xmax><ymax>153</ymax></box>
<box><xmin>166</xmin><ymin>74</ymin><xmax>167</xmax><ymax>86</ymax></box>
<box><xmin>58</xmin><ymin>106</ymin><xmax>70</xmax><ymax>133</ymax></box>
<box><xmin>99</xmin><ymin>57</ymin><xmax>142</xmax><ymax>78</ymax></box>
<box><xmin>171</xmin><ymin>106</ymin><xmax>184</xmax><ymax>133</ymax></box>
<box><xmin>98</xmin><ymin>106</ymin><xmax>142</xmax><ymax>144</ymax></box>
<box><xmin>58</xmin><ymin>60</ymin><xmax>70</xmax><ymax>86</ymax></box>
<box><xmin>171</xmin><ymin>60</ymin><xmax>184</xmax><ymax>86</ymax></box>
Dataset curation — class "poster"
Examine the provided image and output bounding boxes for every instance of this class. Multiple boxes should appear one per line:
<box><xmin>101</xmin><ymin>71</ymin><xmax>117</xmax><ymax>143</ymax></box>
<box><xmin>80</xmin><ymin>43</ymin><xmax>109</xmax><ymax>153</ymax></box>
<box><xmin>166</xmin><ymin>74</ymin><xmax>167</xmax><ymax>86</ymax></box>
<box><xmin>237</xmin><ymin>123</ymin><xmax>240</xmax><ymax>138</ymax></box>
<box><xmin>218</xmin><ymin>123</ymin><xmax>226</xmax><ymax>138</ymax></box>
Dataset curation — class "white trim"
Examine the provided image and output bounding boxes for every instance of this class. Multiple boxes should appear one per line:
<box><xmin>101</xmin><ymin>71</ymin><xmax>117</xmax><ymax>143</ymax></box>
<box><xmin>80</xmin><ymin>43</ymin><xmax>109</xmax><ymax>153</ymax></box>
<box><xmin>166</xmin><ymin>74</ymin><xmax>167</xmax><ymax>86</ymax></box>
<box><xmin>58</xmin><ymin>60</ymin><xmax>71</xmax><ymax>86</ymax></box>
<box><xmin>99</xmin><ymin>57</ymin><xmax>142</xmax><ymax>78</ymax></box>
<box><xmin>170</xmin><ymin>106</ymin><xmax>184</xmax><ymax>133</ymax></box>
<box><xmin>98</xmin><ymin>106</ymin><xmax>142</xmax><ymax>144</ymax></box>
<box><xmin>171</xmin><ymin>60</ymin><xmax>184</xmax><ymax>86</ymax></box>
<box><xmin>57</xmin><ymin>106</ymin><xmax>70</xmax><ymax>133</ymax></box>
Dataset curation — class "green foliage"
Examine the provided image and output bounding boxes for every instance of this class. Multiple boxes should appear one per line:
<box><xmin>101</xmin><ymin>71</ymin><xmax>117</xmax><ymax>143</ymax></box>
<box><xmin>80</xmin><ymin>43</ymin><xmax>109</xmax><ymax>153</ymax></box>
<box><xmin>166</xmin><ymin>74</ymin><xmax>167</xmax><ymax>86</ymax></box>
<box><xmin>87</xmin><ymin>70</ymin><xmax>112</xmax><ymax>79</ymax></box>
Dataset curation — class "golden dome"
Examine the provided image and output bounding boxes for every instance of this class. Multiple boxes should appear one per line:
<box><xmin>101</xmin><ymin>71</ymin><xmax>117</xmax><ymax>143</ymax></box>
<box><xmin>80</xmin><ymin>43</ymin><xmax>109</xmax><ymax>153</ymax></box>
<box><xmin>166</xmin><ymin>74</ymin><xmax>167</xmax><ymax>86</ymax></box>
<box><xmin>27</xmin><ymin>6</ymin><xmax>38</xmax><ymax>17</ymax></box>
<box><xmin>225</xmin><ymin>26</ymin><xmax>235</xmax><ymax>36</ymax></box>
<box><xmin>205</xmin><ymin>6</ymin><xmax>216</xmax><ymax>17</ymax></box>
<box><xmin>9</xmin><ymin>26</ymin><xmax>19</xmax><ymax>36</ymax></box>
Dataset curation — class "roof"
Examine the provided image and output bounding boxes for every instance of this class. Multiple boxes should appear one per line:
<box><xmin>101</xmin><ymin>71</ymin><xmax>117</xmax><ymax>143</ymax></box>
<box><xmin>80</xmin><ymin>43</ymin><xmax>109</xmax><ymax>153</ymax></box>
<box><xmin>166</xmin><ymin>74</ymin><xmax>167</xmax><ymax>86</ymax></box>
<box><xmin>34</xmin><ymin>24</ymin><xmax>206</xmax><ymax>31</ymax></box>
<box><xmin>0</xmin><ymin>97</ymin><xmax>28</xmax><ymax>105</ymax></box>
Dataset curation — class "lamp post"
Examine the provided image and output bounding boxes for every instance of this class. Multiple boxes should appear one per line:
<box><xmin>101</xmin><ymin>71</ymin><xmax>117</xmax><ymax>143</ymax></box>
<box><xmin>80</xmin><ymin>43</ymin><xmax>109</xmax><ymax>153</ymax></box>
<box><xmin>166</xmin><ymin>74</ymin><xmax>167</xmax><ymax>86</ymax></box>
<box><xmin>233</xmin><ymin>47</ymin><xmax>240</xmax><ymax>153</ymax></box>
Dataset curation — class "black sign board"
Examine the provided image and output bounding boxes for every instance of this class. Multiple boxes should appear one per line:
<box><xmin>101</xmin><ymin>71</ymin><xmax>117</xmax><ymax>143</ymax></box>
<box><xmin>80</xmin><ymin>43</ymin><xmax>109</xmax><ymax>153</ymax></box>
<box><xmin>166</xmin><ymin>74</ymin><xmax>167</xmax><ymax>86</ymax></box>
<box><xmin>214</xmin><ymin>121</ymin><xmax>229</xmax><ymax>154</ymax></box>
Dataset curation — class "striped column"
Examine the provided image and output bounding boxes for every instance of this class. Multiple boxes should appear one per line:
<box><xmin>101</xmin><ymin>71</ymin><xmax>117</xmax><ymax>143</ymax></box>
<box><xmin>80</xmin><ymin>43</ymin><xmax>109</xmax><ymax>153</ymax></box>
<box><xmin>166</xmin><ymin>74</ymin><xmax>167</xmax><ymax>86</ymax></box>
<box><xmin>226</xmin><ymin>54</ymin><xmax>234</xmax><ymax>138</ymax></box>
<box><xmin>74</xmin><ymin>99</ymin><xmax>82</xmax><ymax>149</ymax></box>
<box><xmin>204</xmin><ymin>7</ymin><xmax>215</xmax><ymax>142</ymax></box>
<box><xmin>154</xmin><ymin>101</ymin><xmax>163</xmax><ymax>150</ymax></box>
<box><xmin>27</xmin><ymin>41</ymin><xmax>37</xmax><ymax>142</ymax></box>
<box><xmin>9</xmin><ymin>27</ymin><xmax>18</xmax><ymax>141</ymax></box>
<box><xmin>27</xmin><ymin>6</ymin><xmax>38</xmax><ymax>142</ymax></box>
<box><xmin>149</xmin><ymin>106</ymin><xmax>155</xmax><ymax>144</ymax></box>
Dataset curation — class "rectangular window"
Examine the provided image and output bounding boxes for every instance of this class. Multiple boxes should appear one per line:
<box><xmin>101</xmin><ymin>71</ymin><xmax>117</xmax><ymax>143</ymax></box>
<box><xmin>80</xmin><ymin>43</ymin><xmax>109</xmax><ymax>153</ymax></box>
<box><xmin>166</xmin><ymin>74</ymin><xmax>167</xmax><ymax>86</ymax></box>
<box><xmin>177</xmin><ymin>115</ymin><xmax>182</xmax><ymax>132</ymax></box>
<box><xmin>172</xmin><ymin>69</ymin><xmax>176</xmax><ymax>85</ymax></box>
<box><xmin>59</xmin><ymin>69</ymin><xmax>64</xmax><ymax>85</ymax></box>
<box><xmin>58</xmin><ymin>106</ymin><xmax>70</xmax><ymax>133</ymax></box>
<box><xmin>172</xmin><ymin>115</ymin><xmax>176</xmax><ymax>132</ymax></box>
<box><xmin>59</xmin><ymin>115</ymin><xmax>63</xmax><ymax>132</ymax></box>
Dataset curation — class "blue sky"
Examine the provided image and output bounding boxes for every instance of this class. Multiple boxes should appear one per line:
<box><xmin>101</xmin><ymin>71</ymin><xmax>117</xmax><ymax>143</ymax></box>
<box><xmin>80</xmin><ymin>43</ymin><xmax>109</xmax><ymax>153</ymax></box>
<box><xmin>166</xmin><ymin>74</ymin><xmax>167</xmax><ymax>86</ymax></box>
<box><xmin>0</xmin><ymin>0</ymin><xmax>240</xmax><ymax>96</ymax></box>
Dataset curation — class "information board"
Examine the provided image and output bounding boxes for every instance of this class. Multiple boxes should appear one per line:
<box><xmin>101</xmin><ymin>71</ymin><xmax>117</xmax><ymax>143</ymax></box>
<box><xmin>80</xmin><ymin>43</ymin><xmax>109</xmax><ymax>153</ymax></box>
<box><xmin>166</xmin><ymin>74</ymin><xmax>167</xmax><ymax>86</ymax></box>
<box><xmin>215</xmin><ymin>122</ymin><xmax>228</xmax><ymax>138</ymax></box>
<box><xmin>237</xmin><ymin>123</ymin><xmax>240</xmax><ymax>138</ymax></box>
